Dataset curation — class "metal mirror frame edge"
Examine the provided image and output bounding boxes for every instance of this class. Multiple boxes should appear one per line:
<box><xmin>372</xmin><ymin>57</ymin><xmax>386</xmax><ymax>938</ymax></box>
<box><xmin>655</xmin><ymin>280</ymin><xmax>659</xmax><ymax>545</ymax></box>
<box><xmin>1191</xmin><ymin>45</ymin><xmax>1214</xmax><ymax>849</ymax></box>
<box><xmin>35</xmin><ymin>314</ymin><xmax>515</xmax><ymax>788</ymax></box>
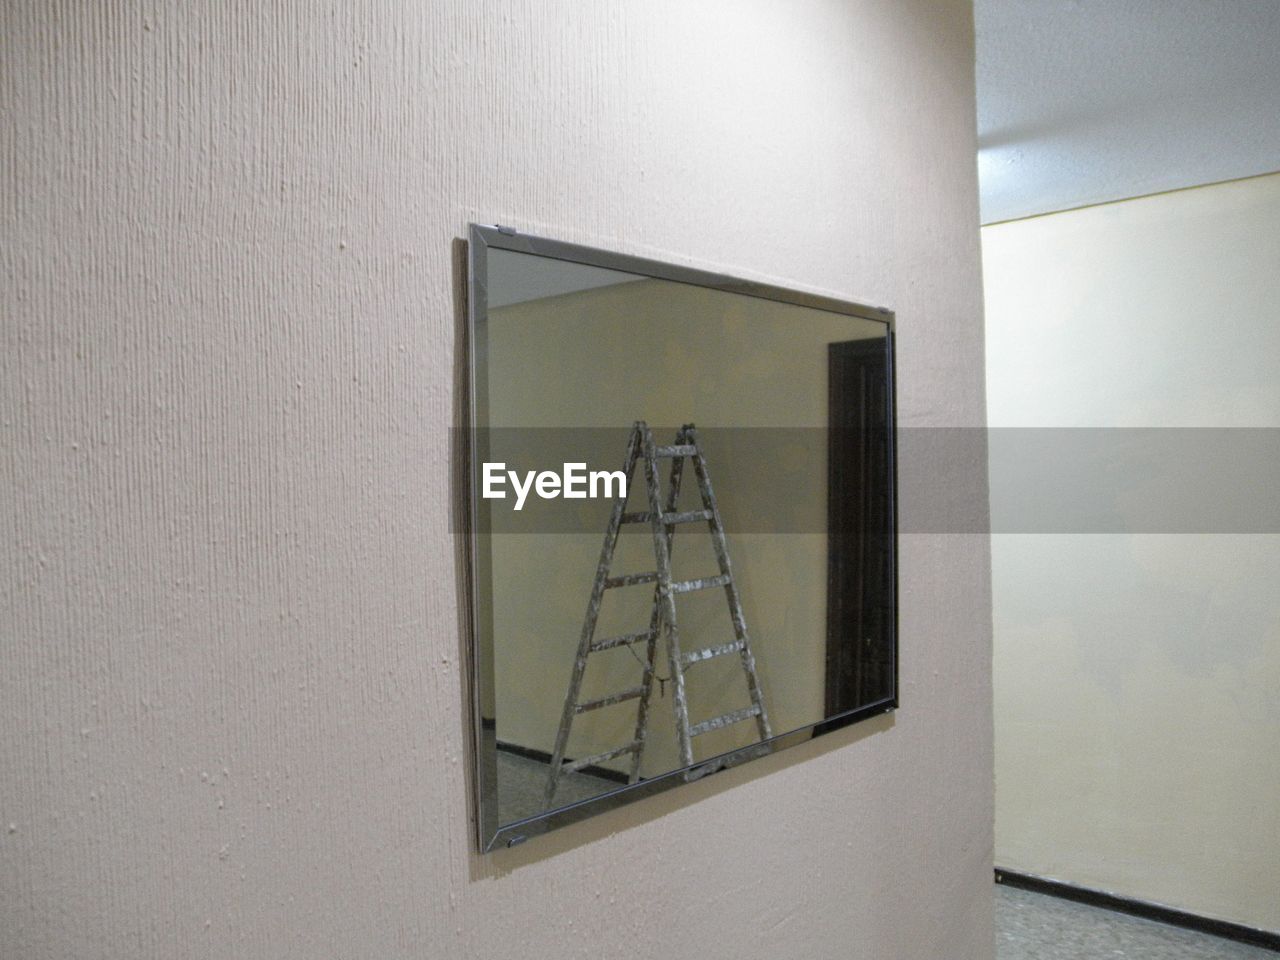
<box><xmin>464</xmin><ymin>223</ymin><xmax>899</xmax><ymax>852</ymax></box>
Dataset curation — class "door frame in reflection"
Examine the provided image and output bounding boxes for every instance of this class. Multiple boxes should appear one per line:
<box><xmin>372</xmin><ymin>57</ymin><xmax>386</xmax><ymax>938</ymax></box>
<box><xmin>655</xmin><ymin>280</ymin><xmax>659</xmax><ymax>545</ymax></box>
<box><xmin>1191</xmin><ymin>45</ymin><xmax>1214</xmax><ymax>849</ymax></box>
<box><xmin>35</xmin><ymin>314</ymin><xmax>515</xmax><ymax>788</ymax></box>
<box><xmin>465</xmin><ymin>223</ymin><xmax>898</xmax><ymax>852</ymax></box>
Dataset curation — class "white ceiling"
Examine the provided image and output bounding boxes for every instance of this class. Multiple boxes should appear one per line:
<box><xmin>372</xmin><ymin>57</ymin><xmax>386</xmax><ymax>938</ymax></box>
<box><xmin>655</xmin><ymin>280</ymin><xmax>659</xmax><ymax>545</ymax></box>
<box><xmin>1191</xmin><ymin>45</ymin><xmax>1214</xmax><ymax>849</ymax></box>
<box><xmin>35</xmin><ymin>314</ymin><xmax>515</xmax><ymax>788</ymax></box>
<box><xmin>976</xmin><ymin>0</ymin><xmax>1280</xmax><ymax>224</ymax></box>
<box><xmin>486</xmin><ymin>249</ymin><xmax>641</xmax><ymax>309</ymax></box>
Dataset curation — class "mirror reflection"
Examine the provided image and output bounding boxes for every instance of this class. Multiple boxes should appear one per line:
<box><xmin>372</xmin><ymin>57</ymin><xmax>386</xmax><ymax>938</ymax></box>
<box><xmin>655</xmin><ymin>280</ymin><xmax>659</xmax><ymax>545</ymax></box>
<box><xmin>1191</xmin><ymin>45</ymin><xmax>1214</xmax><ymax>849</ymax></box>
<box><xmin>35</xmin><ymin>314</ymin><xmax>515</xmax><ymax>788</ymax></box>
<box><xmin>470</xmin><ymin>234</ymin><xmax>895</xmax><ymax>845</ymax></box>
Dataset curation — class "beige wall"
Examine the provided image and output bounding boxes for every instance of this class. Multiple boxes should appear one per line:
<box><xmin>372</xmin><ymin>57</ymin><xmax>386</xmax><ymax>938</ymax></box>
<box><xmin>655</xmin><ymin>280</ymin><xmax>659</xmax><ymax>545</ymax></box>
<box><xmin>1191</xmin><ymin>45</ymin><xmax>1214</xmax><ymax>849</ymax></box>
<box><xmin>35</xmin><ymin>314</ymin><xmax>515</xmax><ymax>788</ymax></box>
<box><xmin>1</xmin><ymin>2</ymin><xmax>992</xmax><ymax>957</ymax></box>
<box><xmin>984</xmin><ymin>172</ymin><xmax>1280</xmax><ymax>931</ymax></box>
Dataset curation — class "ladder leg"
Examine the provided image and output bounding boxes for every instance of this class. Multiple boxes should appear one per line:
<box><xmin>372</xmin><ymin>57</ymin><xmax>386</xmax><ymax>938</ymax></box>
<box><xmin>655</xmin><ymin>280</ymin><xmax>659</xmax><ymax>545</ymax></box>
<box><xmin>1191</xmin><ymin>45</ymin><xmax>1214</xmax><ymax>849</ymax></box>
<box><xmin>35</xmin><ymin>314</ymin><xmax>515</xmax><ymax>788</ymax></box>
<box><xmin>686</xmin><ymin>427</ymin><xmax>773</xmax><ymax>742</ymax></box>
<box><xmin>643</xmin><ymin>425</ymin><xmax>695</xmax><ymax>767</ymax></box>
<box><xmin>627</xmin><ymin>590</ymin><xmax>662</xmax><ymax>784</ymax></box>
<box><xmin>627</xmin><ymin>440</ymin><xmax>687</xmax><ymax>783</ymax></box>
<box><xmin>545</xmin><ymin>425</ymin><xmax>642</xmax><ymax>807</ymax></box>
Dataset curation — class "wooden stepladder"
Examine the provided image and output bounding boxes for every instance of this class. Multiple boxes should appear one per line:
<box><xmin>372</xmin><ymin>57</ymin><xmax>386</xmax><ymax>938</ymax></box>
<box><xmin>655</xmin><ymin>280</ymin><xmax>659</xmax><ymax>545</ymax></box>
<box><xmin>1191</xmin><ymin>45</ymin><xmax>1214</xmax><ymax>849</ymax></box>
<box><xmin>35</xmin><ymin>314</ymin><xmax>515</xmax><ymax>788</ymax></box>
<box><xmin>544</xmin><ymin>421</ymin><xmax>771</xmax><ymax>806</ymax></box>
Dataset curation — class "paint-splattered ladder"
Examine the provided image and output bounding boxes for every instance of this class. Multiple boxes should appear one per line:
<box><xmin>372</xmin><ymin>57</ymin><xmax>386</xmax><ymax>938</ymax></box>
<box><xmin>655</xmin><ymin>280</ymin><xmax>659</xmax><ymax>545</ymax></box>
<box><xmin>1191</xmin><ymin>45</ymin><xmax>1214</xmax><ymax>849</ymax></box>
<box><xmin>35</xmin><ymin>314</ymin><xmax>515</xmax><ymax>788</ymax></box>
<box><xmin>544</xmin><ymin>421</ymin><xmax>771</xmax><ymax>807</ymax></box>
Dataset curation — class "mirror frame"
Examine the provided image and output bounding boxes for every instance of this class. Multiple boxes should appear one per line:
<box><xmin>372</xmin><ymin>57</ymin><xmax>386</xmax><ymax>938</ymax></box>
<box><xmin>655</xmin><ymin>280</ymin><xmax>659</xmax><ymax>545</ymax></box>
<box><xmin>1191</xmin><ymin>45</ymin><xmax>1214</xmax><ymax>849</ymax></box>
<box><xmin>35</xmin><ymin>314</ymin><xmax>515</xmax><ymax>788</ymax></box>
<box><xmin>464</xmin><ymin>223</ymin><xmax>898</xmax><ymax>851</ymax></box>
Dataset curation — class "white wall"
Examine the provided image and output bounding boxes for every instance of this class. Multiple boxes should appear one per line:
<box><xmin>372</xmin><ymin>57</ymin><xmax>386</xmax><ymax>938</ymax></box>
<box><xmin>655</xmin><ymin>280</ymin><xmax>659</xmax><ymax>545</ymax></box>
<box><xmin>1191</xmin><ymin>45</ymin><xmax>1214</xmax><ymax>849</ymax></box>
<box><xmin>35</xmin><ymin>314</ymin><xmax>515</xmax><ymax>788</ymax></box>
<box><xmin>985</xmin><ymin>172</ymin><xmax>1280</xmax><ymax>931</ymax></box>
<box><xmin>1</xmin><ymin>2</ymin><xmax>992</xmax><ymax>957</ymax></box>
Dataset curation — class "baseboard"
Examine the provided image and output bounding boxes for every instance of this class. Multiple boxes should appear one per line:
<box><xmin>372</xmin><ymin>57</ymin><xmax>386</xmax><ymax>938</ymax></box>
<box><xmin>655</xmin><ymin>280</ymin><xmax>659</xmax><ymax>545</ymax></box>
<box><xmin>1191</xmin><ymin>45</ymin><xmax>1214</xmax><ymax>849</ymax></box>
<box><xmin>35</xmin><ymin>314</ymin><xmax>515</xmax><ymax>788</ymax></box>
<box><xmin>994</xmin><ymin>867</ymin><xmax>1280</xmax><ymax>953</ymax></box>
<box><xmin>494</xmin><ymin>739</ymin><xmax>630</xmax><ymax>785</ymax></box>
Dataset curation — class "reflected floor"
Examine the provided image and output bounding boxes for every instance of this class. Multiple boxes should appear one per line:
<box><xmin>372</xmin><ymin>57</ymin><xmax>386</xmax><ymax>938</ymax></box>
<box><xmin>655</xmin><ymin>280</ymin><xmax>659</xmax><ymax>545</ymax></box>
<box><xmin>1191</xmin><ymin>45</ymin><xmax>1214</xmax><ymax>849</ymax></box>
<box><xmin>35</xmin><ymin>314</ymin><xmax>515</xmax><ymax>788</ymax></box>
<box><xmin>496</xmin><ymin>749</ymin><xmax>621</xmax><ymax>825</ymax></box>
<box><xmin>997</xmin><ymin>885</ymin><xmax>1276</xmax><ymax>959</ymax></box>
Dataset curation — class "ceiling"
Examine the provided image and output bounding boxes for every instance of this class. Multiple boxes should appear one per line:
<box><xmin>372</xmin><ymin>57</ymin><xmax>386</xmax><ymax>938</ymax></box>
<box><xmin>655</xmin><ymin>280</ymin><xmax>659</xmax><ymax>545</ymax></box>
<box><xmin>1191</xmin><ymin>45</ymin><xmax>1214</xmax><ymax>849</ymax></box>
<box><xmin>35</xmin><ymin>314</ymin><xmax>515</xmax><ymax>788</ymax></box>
<box><xmin>975</xmin><ymin>0</ymin><xmax>1280</xmax><ymax>224</ymax></box>
<box><xmin>486</xmin><ymin>250</ymin><xmax>641</xmax><ymax>309</ymax></box>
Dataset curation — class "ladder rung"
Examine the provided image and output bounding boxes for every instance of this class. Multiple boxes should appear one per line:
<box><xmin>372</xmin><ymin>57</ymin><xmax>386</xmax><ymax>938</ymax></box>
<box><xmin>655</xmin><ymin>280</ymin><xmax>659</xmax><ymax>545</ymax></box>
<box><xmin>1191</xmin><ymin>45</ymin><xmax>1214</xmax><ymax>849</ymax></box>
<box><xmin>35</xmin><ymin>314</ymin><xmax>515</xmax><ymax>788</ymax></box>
<box><xmin>576</xmin><ymin>686</ymin><xmax>646</xmax><ymax>713</ymax></box>
<box><xmin>562</xmin><ymin>741</ymin><xmax>641</xmax><ymax>774</ymax></box>
<box><xmin>620</xmin><ymin>510</ymin><xmax>712</xmax><ymax>525</ymax></box>
<box><xmin>689</xmin><ymin>705</ymin><xmax>761</xmax><ymax>737</ymax></box>
<box><xmin>662</xmin><ymin>509</ymin><xmax>712</xmax><ymax>525</ymax></box>
<box><xmin>604</xmin><ymin>571</ymin><xmax>659</xmax><ymax>588</ymax></box>
<box><xmin>671</xmin><ymin>573</ymin><xmax>731</xmax><ymax>594</ymax></box>
<box><xmin>590</xmin><ymin>630</ymin><xmax>656</xmax><ymax>653</ymax></box>
<box><xmin>655</xmin><ymin>444</ymin><xmax>697</xmax><ymax>458</ymax></box>
<box><xmin>681</xmin><ymin>641</ymin><xmax>743</xmax><ymax>666</ymax></box>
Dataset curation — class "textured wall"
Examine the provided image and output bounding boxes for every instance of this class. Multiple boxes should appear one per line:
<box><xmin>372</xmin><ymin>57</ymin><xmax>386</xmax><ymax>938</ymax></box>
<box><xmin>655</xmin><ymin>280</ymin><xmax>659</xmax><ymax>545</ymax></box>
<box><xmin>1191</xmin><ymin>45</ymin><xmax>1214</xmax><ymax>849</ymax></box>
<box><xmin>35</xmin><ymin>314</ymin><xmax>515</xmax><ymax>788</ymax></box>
<box><xmin>985</xmin><ymin>173</ymin><xmax>1280</xmax><ymax>931</ymax></box>
<box><xmin>1</xmin><ymin>2</ymin><xmax>991</xmax><ymax>957</ymax></box>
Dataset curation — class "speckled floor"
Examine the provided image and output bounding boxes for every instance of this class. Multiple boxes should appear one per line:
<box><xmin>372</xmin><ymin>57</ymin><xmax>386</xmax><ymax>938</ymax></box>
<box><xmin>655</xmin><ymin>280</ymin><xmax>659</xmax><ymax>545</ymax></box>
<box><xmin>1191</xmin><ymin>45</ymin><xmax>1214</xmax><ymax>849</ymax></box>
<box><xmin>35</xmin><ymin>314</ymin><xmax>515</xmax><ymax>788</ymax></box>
<box><xmin>496</xmin><ymin>749</ymin><xmax>620</xmax><ymax>825</ymax></box>
<box><xmin>997</xmin><ymin>885</ymin><xmax>1276</xmax><ymax>959</ymax></box>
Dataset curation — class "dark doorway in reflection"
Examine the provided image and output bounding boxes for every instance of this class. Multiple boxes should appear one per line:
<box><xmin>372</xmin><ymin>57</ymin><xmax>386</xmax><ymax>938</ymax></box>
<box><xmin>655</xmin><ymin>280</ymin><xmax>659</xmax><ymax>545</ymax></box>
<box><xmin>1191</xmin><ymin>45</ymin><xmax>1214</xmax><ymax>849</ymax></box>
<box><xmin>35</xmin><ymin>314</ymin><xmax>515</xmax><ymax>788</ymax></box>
<box><xmin>824</xmin><ymin>338</ymin><xmax>895</xmax><ymax>722</ymax></box>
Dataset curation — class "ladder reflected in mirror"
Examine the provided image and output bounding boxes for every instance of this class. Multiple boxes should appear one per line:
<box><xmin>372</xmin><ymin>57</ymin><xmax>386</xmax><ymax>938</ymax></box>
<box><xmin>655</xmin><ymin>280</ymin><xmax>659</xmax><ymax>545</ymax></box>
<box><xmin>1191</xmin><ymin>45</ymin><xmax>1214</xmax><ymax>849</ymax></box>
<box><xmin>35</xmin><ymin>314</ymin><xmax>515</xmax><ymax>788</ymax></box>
<box><xmin>544</xmin><ymin>421</ymin><xmax>771</xmax><ymax>808</ymax></box>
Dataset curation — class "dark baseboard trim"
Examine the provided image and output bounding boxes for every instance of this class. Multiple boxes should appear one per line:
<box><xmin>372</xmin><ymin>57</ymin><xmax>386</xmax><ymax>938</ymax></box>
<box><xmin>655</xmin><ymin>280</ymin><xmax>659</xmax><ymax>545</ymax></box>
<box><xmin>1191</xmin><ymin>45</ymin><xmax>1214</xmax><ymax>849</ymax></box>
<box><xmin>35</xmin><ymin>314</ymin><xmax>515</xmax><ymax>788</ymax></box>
<box><xmin>495</xmin><ymin>739</ymin><xmax>630</xmax><ymax>785</ymax></box>
<box><xmin>995</xmin><ymin>868</ymin><xmax>1280</xmax><ymax>953</ymax></box>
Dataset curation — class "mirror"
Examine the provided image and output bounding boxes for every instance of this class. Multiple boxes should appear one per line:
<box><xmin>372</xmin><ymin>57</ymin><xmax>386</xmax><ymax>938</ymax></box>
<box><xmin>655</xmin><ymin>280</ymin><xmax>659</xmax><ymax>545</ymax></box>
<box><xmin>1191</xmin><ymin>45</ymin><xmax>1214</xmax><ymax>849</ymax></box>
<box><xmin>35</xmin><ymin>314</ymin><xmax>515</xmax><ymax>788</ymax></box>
<box><xmin>465</xmin><ymin>225</ymin><xmax>896</xmax><ymax>850</ymax></box>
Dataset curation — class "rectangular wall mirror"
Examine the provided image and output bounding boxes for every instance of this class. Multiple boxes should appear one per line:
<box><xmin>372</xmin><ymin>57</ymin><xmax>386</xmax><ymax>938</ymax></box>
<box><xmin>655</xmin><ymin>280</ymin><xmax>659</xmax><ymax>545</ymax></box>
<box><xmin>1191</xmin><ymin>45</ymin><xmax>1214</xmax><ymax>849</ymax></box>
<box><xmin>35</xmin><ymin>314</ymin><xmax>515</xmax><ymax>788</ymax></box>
<box><xmin>465</xmin><ymin>225</ymin><xmax>897</xmax><ymax>850</ymax></box>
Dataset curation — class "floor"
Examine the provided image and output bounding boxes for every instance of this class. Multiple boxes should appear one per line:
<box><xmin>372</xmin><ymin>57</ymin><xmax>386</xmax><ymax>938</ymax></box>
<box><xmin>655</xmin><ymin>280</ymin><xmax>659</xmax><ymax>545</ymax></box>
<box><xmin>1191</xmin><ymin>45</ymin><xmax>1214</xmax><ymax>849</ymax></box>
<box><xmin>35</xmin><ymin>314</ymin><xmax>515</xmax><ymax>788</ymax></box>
<box><xmin>496</xmin><ymin>748</ymin><xmax>619</xmax><ymax>825</ymax></box>
<box><xmin>997</xmin><ymin>885</ymin><xmax>1277</xmax><ymax>959</ymax></box>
